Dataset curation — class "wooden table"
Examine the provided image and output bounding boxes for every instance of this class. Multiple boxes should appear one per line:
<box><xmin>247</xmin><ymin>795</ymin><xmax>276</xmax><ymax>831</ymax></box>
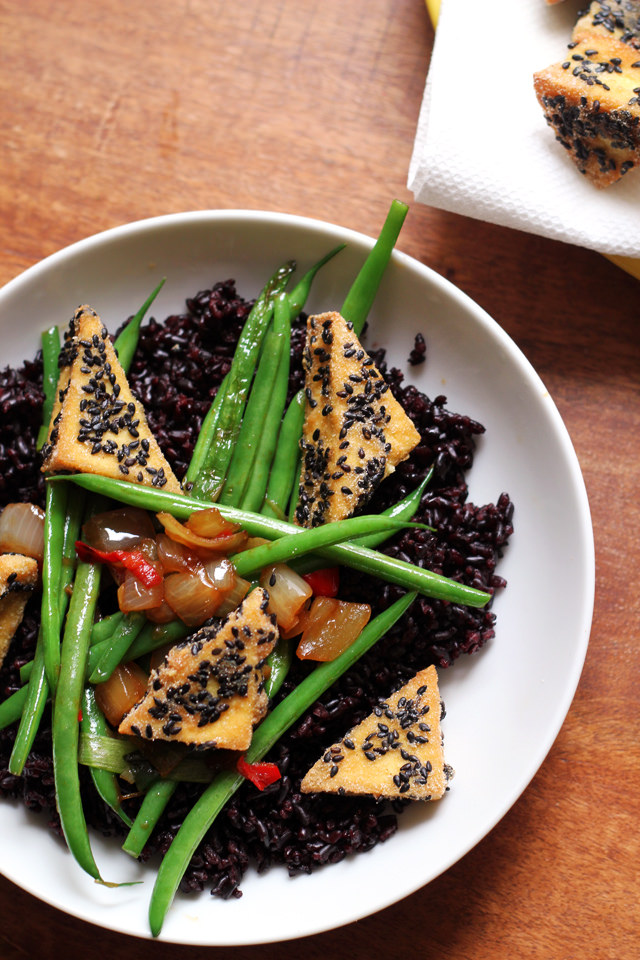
<box><xmin>1</xmin><ymin>2</ymin><xmax>638</xmax><ymax>957</ymax></box>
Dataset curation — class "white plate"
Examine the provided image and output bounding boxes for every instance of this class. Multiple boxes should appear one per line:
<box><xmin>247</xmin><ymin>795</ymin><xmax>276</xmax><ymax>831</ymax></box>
<box><xmin>0</xmin><ymin>210</ymin><xmax>594</xmax><ymax>944</ymax></box>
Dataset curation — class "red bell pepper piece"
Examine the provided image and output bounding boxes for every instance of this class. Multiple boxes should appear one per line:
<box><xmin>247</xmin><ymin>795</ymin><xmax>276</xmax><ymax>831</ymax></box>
<box><xmin>302</xmin><ymin>566</ymin><xmax>340</xmax><ymax>597</ymax></box>
<box><xmin>236</xmin><ymin>755</ymin><xmax>281</xmax><ymax>790</ymax></box>
<box><xmin>75</xmin><ymin>541</ymin><xmax>163</xmax><ymax>588</ymax></box>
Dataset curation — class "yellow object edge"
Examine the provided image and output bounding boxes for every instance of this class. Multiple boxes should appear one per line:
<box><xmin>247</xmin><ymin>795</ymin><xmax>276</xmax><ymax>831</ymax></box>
<box><xmin>424</xmin><ymin>0</ymin><xmax>639</xmax><ymax>280</ymax></box>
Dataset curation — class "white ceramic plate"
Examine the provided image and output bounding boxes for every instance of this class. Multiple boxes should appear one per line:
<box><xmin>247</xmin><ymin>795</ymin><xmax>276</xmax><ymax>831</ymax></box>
<box><xmin>0</xmin><ymin>210</ymin><xmax>594</xmax><ymax>944</ymax></box>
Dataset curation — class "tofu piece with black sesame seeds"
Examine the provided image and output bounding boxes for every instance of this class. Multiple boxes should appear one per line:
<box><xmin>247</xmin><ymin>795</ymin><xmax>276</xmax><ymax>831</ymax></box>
<box><xmin>40</xmin><ymin>305</ymin><xmax>182</xmax><ymax>493</ymax></box>
<box><xmin>0</xmin><ymin>554</ymin><xmax>39</xmax><ymax>669</ymax></box>
<box><xmin>573</xmin><ymin>1</ymin><xmax>640</xmax><ymax>48</ymax></box>
<box><xmin>119</xmin><ymin>587</ymin><xmax>278</xmax><ymax>750</ymax></box>
<box><xmin>534</xmin><ymin>4</ymin><xmax>640</xmax><ymax>186</ymax></box>
<box><xmin>295</xmin><ymin>311</ymin><xmax>421</xmax><ymax>527</ymax></box>
<box><xmin>301</xmin><ymin>665</ymin><xmax>452</xmax><ymax>801</ymax></box>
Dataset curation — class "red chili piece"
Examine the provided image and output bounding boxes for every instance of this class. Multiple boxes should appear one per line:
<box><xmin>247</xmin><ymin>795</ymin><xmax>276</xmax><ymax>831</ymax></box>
<box><xmin>75</xmin><ymin>541</ymin><xmax>163</xmax><ymax>588</ymax></box>
<box><xmin>236</xmin><ymin>756</ymin><xmax>281</xmax><ymax>790</ymax></box>
<box><xmin>302</xmin><ymin>566</ymin><xmax>340</xmax><ymax>597</ymax></box>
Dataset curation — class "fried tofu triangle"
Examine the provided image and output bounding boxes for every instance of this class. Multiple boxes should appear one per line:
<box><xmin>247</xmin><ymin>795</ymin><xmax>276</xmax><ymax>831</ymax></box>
<box><xmin>0</xmin><ymin>554</ymin><xmax>39</xmax><ymax>669</ymax></box>
<box><xmin>295</xmin><ymin>311</ymin><xmax>420</xmax><ymax>527</ymax></box>
<box><xmin>301</xmin><ymin>665</ymin><xmax>452</xmax><ymax>801</ymax></box>
<box><xmin>40</xmin><ymin>305</ymin><xmax>182</xmax><ymax>493</ymax></box>
<box><xmin>534</xmin><ymin>1</ymin><xmax>640</xmax><ymax>187</ymax></box>
<box><xmin>119</xmin><ymin>588</ymin><xmax>278</xmax><ymax>750</ymax></box>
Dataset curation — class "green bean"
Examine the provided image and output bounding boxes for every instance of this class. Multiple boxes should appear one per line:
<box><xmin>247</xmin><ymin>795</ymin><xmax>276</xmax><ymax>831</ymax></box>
<box><xmin>236</xmin><ymin>296</ymin><xmax>293</xmax><ymax>511</ymax></box>
<box><xmin>261</xmin><ymin>390</ymin><xmax>305</xmax><ymax>519</ymax></box>
<box><xmin>52</xmin><ymin>550</ymin><xmax>104</xmax><ymax>880</ymax></box>
<box><xmin>352</xmin><ymin>469</ymin><xmax>433</xmax><ymax>547</ymax></box>
<box><xmin>122</xmin><ymin>779</ymin><xmax>177</xmax><ymax>859</ymax></box>
<box><xmin>286</xmin><ymin>243</ymin><xmax>345</xmax><ymax>318</ymax></box>
<box><xmin>231</xmin><ymin>514</ymin><xmax>418</xmax><ymax>580</ymax></box>
<box><xmin>16</xmin><ymin>610</ymin><xmax>125</xmax><ymax>686</ymax></box>
<box><xmin>58</xmin><ymin>475</ymin><xmax>491</xmax><ymax>607</ymax></box>
<box><xmin>341</xmin><ymin>199</ymin><xmax>408</xmax><ymax>337</ymax></box>
<box><xmin>91</xmin><ymin>610</ymin><xmax>126</xmax><ymax>645</ymax></box>
<box><xmin>18</xmin><ymin>659</ymin><xmax>33</xmax><ymax>685</ymax></box>
<box><xmin>265</xmin><ymin>636</ymin><xmax>293</xmax><ymax>700</ymax></box>
<box><xmin>81</xmin><ymin>686</ymin><xmax>133</xmax><ymax>828</ymax></box>
<box><xmin>41</xmin><ymin>481</ymin><xmax>69</xmax><ymax>692</ymax></box>
<box><xmin>88</xmin><ymin>611</ymin><xmax>146</xmax><ymax>684</ymax></box>
<box><xmin>113</xmin><ymin>277</ymin><xmax>166</xmax><ymax>375</ymax></box>
<box><xmin>147</xmin><ymin>590</ymin><xmax>416</xmax><ymax>936</ymax></box>
<box><xmin>8</xmin><ymin>439</ymin><xmax>85</xmax><ymax>772</ymax></box>
<box><xmin>190</xmin><ymin>260</ymin><xmax>296</xmax><ymax>501</ymax></box>
<box><xmin>36</xmin><ymin>325</ymin><xmax>61</xmax><ymax>448</ymax></box>
<box><xmin>287</xmin><ymin>446</ymin><xmax>303</xmax><ymax>522</ymax></box>
<box><xmin>184</xmin><ymin>373</ymin><xmax>229</xmax><ymax>486</ymax></box>
<box><xmin>0</xmin><ymin>683</ymin><xmax>29</xmax><ymax>731</ymax></box>
<box><xmin>117</xmin><ymin>617</ymin><xmax>190</xmax><ymax>666</ymax></box>
<box><xmin>7</xmin><ymin>631</ymin><xmax>48</xmax><ymax>774</ymax></box>
<box><xmin>221</xmin><ymin>293</ymin><xmax>291</xmax><ymax>507</ymax></box>
<box><xmin>291</xmin><ymin>471</ymin><xmax>434</xmax><ymax>575</ymax></box>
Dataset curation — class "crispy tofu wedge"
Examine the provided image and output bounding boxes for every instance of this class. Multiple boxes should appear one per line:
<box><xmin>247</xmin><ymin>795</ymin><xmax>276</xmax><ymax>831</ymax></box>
<box><xmin>41</xmin><ymin>305</ymin><xmax>182</xmax><ymax>493</ymax></box>
<box><xmin>573</xmin><ymin>1</ymin><xmax>640</xmax><ymax>47</ymax></box>
<box><xmin>534</xmin><ymin>1</ymin><xmax>640</xmax><ymax>186</ymax></box>
<box><xmin>301</xmin><ymin>665</ymin><xmax>451</xmax><ymax>801</ymax></box>
<box><xmin>119</xmin><ymin>587</ymin><xmax>278</xmax><ymax>750</ymax></box>
<box><xmin>0</xmin><ymin>554</ymin><xmax>39</xmax><ymax>668</ymax></box>
<box><xmin>295</xmin><ymin>312</ymin><xmax>420</xmax><ymax>526</ymax></box>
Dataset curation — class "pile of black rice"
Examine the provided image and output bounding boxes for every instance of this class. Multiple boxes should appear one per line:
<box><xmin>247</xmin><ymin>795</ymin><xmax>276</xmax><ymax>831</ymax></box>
<box><xmin>0</xmin><ymin>279</ymin><xmax>513</xmax><ymax>899</ymax></box>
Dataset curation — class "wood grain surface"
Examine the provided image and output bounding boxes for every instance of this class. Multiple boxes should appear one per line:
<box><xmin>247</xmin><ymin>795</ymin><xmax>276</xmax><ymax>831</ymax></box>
<box><xmin>1</xmin><ymin>2</ymin><xmax>638</xmax><ymax>958</ymax></box>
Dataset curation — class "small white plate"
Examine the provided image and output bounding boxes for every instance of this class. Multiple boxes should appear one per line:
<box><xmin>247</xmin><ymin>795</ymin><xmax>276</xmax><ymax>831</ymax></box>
<box><xmin>0</xmin><ymin>210</ymin><xmax>595</xmax><ymax>944</ymax></box>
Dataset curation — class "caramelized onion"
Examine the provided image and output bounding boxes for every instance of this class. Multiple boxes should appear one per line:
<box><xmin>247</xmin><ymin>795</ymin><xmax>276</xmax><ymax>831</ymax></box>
<box><xmin>156</xmin><ymin>532</ymin><xmax>201</xmax><ymax>574</ymax></box>
<box><xmin>296</xmin><ymin>597</ymin><xmax>371</xmax><ymax>661</ymax></box>
<box><xmin>145</xmin><ymin>600</ymin><xmax>178</xmax><ymax>624</ymax></box>
<box><xmin>94</xmin><ymin>661</ymin><xmax>148</xmax><ymax>727</ymax></box>
<box><xmin>259</xmin><ymin>563</ymin><xmax>313</xmax><ymax>632</ymax></box>
<box><xmin>186</xmin><ymin>507</ymin><xmax>238</xmax><ymax>538</ymax></box>
<box><xmin>163</xmin><ymin>567</ymin><xmax>224</xmax><ymax>626</ymax></box>
<box><xmin>117</xmin><ymin>571</ymin><xmax>164</xmax><ymax>611</ymax></box>
<box><xmin>156</xmin><ymin>511</ymin><xmax>247</xmax><ymax>554</ymax></box>
<box><xmin>215</xmin><ymin>574</ymin><xmax>251</xmax><ymax>617</ymax></box>
<box><xmin>0</xmin><ymin>502</ymin><xmax>45</xmax><ymax>562</ymax></box>
<box><xmin>83</xmin><ymin>507</ymin><xmax>156</xmax><ymax>552</ymax></box>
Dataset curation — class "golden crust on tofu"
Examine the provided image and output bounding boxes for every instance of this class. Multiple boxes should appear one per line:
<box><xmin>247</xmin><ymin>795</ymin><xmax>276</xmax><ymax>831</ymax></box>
<box><xmin>40</xmin><ymin>305</ymin><xmax>182</xmax><ymax>493</ymax></box>
<box><xmin>0</xmin><ymin>554</ymin><xmax>39</xmax><ymax>668</ymax></box>
<box><xmin>573</xmin><ymin>1</ymin><xmax>640</xmax><ymax>47</ymax></box>
<box><xmin>295</xmin><ymin>312</ymin><xmax>420</xmax><ymax>527</ymax></box>
<box><xmin>301</xmin><ymin>665</ymin><xmax>451</xmax><ymax>801</ymax></box>
<box><xmin>534</xmin><ymin>3</ymin><xmax>640</xmax><ymax>186</ymax></box>
<box><xmin>119</xmin><ymin>587</ymin><xmax>278</xmax><ymax>750</ymax></box>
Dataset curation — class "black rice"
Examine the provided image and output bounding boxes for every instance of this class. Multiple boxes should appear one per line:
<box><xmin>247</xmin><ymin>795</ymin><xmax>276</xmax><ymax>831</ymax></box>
<box><xmin>0</xmin><ymin>280</ymin><xmax>513</xmax><ymax>900</ymax></box>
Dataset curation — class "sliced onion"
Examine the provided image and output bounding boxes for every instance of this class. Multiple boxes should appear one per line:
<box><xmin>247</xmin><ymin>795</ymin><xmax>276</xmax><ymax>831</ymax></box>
<box><xmin>0</xmin><ymin>502</ymin><xmax>45</xmax><ymax>562</ymax></box>
<box><xmin>156</xmin><ymin>533</ymin><xmax>201</xmax><ymax>574</ymax></box>
<box><xmin>203</xmin><ymin>557</ymin><xmax>236</xmax><ymax>592</ymax></box>
<box><xmin>279</xmin><ymin>598</ymin><xmax>313</xmax><ymax>639</ymax></box>
<box><xmin>296</xmin><ymin>597</ymin><xmax>371</xmax><ymax>662</ymax></box>
<box><xmin>117</xmin><ymin>571</ymin><xmax>165</xmax><ymax>612</ymax></box>
<box><xmin>145</xmin><ymin>600</ymin><xmax>177</xmax><ymax>624</ymax></box>
<box><xmin>157</xmin><ymin>511</ymin><xmax>247</xmax><ymax>554</ymax></box>
<box><xmin>186</xmin><ymin>507</ymin><xmax>238</xmax><ymax>538</ymax></box>
<box><xmin>237</xmin><ymin>536</ymin><xmax>270</xmax><ymax>552</ymax></box>
<box><xmin>94</xmin><ymin>661</ymin><xmax>148</xmax><ymax>727</ymax></box>
<box><xmin>215</xmin><ymin>575</ymin><xmax>251</xmax><ymax>617</ymax></box>
<box><xmin>83</xmin><ymin>507</ymin><xmax>156</xmax><ymax>552</ymax></box>
<box><xmin>163</xmin><ymin>567</ymin><xmax>224</xmax><ymax>626</ymax></box>
<box><xmin>259</xmin><ymin>563</ymin><xmax>313</xmax><ymax>632</ymax></box>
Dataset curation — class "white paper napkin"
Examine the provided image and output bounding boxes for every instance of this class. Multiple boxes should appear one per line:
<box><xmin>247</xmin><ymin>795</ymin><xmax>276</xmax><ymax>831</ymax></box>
<box><xmin>408</xmin><ymin>0</ymin><xmax>640</xmax><ymax>256</ymax></box>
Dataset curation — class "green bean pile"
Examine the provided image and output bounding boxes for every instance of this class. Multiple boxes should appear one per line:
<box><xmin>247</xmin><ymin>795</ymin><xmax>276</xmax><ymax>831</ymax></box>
<box><xmin>0</xmin><ymin>200</ymin><xmax>495</xmax><ymax>936</ymax></box>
